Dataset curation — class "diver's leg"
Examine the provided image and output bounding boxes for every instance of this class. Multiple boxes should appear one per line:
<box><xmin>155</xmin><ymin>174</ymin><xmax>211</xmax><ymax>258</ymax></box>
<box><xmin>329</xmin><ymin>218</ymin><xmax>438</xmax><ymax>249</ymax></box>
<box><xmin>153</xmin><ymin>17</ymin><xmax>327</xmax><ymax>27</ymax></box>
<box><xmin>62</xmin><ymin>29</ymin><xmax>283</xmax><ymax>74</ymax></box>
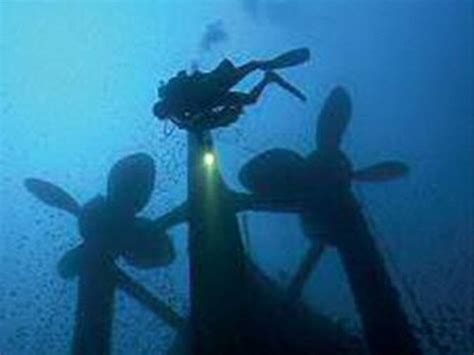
<box><xmin>212</xmin><ymin>59</ymin><xmax>266</xmax><ymax>90</ymax></box>
<box><xmin>236</xmin><ymin>60</ymin><xmax>267</xmax><ymax>77</ymax></box>
<box><xmin>224</xmin><ymin>71</ymin><xmax>275</xmax><ymax>106</ymax></box>
<box><xmin>230</xmin><ymin>72</ymin><xmax>307</xmax><ymax>104</ymax></box>
<box><xmin>227</xmin><ymin>59</ymin><xmax>276</xmax><ymax>86</ymax></box>
<box><xmin>247</xmin><ymin>73</ymin><xmax>274</xmax><ymax>103</ymax></box>
<box><xmin>218</xmin><ymin>86</ymin><xmax>267</xmax><ymax>109</ymax></box>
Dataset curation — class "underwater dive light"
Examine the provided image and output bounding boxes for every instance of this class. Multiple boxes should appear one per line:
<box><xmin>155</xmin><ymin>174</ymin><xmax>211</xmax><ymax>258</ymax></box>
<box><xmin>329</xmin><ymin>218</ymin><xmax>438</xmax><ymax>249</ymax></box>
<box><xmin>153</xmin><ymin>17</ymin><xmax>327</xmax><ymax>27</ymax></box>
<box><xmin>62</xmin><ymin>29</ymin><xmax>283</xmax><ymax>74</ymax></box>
<box><xmin>203</xmin><ymin>152</ymin><xmax>215</xmax><ymax>167</ymax></box>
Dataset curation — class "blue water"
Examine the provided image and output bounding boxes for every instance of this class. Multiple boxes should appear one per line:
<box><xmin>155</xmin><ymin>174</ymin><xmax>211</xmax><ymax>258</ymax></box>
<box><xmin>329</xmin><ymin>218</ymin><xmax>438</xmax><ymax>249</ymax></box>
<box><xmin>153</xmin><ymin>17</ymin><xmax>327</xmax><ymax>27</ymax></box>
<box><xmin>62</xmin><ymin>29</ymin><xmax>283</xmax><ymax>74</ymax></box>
<box><xmin>1</xmin><ymin>1</ymin><xmax>472</xmax><ymax>354</ymax></box>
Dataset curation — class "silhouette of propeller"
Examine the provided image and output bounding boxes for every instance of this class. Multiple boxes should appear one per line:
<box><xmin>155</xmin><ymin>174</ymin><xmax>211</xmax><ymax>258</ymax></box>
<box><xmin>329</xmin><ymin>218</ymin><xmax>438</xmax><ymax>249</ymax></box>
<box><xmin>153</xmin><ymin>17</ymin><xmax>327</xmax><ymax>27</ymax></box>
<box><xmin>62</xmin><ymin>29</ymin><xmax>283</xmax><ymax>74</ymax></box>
<box><xmin>239</xmin><ymin>86</ymin><xmax>410</xmax><ymax>300</ymax></box>
<box><xmin>352</xmin><ymin>161</ymin><xmax>409</xmax><ymax>182</ymax></box>
<box><xmin>24</xmin><ymin>178</ymin><xmax>81</xmax><ymax>216</ymax></box>
<box><xmin>239</xmin><ymin>149</ymin><xmax>307</xmax><ymax>200</ymax></box>
<box><xmin>24</xmin><ymin>153</ymin><xmax>176</xmax><ymax>279</ymax></box>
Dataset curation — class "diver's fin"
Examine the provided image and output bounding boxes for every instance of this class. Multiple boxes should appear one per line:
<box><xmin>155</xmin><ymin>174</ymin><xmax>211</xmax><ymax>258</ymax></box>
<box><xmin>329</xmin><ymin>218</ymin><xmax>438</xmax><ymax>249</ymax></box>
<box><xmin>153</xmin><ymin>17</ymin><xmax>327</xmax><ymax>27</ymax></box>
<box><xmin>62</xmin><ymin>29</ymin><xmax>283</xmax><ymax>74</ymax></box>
<box><xmin>268</xmin><ymin>71</ymin><xmax>307</xmax><ymax>102</ymax></box>
<box><xmin>352</xmin><ymin>161</ymin><xmax>409</xmax><ymax>182</ymax></box>
<box><xmin>57</xmin><ymin>244</ymin><xmax>84</xmax><ymax>279</ymax></box>
<box><xmin>264</xmin><ymin>48</ymin><xmax>310</xmax><ymax>70</ymax></box>
<box><xmin>24</xmin><ymin>178</ymin><xmax>81</xmax><ymax>216</ymax></box>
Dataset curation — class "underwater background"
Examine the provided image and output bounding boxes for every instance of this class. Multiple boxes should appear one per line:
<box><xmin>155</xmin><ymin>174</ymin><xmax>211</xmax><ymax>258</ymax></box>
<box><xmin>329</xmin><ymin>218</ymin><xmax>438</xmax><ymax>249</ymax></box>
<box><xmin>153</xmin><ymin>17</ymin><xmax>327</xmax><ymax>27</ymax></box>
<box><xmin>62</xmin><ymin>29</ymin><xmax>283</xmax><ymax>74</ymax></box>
<box><xmin>0</xmin><ymin>0</ymin><xmax>472</xmax><ymax>354</ymax></box>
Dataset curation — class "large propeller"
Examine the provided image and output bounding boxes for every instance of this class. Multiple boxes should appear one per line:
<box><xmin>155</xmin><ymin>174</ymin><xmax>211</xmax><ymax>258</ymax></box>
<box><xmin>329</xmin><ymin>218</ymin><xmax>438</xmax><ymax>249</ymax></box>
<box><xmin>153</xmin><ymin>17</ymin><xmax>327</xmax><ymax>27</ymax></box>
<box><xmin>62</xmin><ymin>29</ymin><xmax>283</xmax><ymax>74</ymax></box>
<box><xmin>24</xmin><ymin>153</ymin><xmax>175</xmax><ymax>279</ymax></box>
<box><xmin>239</xmin><ymin>86</ymin><xmax>409</xmax><ymax>198</ymax></box>
<box><xmin>239</xmin><ymin>86</ymin><xmax>410</xmax><ymax>300</ymax></box>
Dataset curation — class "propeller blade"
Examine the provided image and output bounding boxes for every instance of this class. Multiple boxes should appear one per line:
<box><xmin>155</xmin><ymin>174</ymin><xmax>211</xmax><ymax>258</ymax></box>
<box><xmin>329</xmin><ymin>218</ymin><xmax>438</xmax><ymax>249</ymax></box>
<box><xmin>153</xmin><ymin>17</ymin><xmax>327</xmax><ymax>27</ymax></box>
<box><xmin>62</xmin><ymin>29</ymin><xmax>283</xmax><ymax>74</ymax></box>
<box><xmin>239</xmin><ymin>149</ymin><xmax>306</xmax><ymax>198</ymax></box>
<box><xmin>264</xmin><ymin>47</ymin><xmax>311</xmax><ymax>70</ymax></box>
<box><xmin>316</xmin><ymin>86</ymin><xmax>352</xmax><ymax>151</ymax></box>
<box><xmin>121</xmin><ymin>218</ymin><xmax>176</xmax><ymax>269</ymax></box>
<box><xmin>24</xmin><ymin>178</ymin><xmax>81</xmax><ymax>216</ymax></box>
<box><xmin>352</xmin><ymin>161</ymin><xmax>409</xmax><ymax>182</ymax></box>
<box><xmin>107</xmin><ymin>153</ymin><xmax>156</xmax><ymax>215</ymax></box>
<box><xmin>57</xmin><ymin>244</ymin><xmax>84</xmax><ymax>279</ymax></box>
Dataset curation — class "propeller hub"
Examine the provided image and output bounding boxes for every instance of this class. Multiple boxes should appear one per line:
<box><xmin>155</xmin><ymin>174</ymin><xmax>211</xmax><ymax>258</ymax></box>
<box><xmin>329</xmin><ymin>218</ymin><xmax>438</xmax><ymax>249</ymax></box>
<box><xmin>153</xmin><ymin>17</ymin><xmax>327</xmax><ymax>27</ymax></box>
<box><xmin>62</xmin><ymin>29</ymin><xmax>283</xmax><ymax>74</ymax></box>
<box><xmin>306</xmin><ymin>150</ymin><xmax>353</xmax><ymax>189</ymax></box>
<box><xmin>120</xmin><ymin>218</ymin><xmax>176</xmax><ymax>269</ymax></box>
<box><xmin>78</xmin><ymin>196</ymin><xmax>131</xmax><ymax>256</ymax></box>
<box><xmin>303</xmin><ymin>150</ymin><xmax>357</xmax><ymax>246</ymax></box>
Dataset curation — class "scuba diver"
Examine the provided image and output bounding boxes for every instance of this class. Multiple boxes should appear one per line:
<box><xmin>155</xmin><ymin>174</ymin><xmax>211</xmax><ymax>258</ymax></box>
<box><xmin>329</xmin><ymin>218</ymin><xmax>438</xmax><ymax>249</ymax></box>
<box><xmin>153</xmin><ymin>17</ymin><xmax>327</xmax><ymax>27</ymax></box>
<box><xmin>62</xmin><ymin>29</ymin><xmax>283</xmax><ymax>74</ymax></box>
<box><xmin>153</xmin><ymin>48</ymin><xmax>310</xmax><ymax>130</ymax></box>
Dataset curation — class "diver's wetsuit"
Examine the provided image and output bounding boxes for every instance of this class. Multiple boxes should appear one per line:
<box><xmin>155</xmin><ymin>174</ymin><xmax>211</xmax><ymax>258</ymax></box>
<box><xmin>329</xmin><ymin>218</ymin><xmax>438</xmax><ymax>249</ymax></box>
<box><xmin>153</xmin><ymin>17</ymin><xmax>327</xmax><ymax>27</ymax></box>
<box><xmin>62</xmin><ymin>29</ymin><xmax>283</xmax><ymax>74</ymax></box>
<box><xmin>155</xmin><ymin>59</ymin><xmax>274</xmax><ymax>130</ymax></box>
<box><xmin>178</xmin><ymin>69</ymin><xmax>276</xmax><ymax>130</ymax></box>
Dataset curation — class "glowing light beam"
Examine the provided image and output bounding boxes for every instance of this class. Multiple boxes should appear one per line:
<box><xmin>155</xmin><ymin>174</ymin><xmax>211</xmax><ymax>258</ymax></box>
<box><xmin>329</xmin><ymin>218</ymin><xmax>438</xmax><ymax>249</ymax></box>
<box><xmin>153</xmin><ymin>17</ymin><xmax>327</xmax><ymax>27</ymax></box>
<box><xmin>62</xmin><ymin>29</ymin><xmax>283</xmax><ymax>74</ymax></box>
<box><xmin>203</xmin><ymin>152</ymin><xmax>215</xmax><ymax>167</ymax></box>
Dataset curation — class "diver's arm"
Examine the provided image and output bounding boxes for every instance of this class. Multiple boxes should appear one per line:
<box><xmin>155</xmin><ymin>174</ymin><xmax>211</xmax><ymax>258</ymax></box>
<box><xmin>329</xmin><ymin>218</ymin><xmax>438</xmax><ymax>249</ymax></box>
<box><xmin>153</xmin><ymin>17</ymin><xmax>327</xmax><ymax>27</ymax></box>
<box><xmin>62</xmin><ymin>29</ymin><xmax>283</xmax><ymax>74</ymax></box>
<box><xmin>214</xmin><ymin>106</ymin><xmax>242</xmax><ymax>127</ymax></box>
